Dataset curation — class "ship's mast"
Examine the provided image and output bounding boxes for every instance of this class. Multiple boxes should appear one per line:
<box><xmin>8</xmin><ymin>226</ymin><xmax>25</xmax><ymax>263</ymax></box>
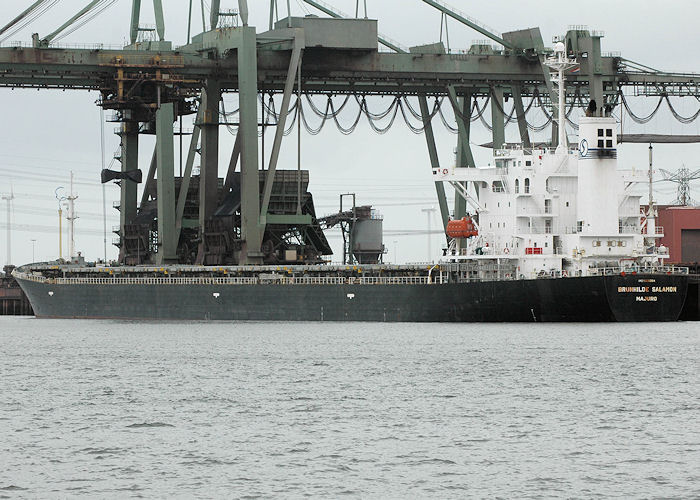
<box><xmin>646</xmin><ymin>144</ymin><xmax>656</xmax><ymax>243</ymax></box>
<box><xmin>1</xmin><ymin>189</ymin><xmax>13</xmax><ymax>266</ymax></box>
<box><xmin>66</xmin><ymin>171</ymin><xmax>79</xmax><ymax>260</ymax></box>
<box><xmin>545</xmin><ymin>42</ymin><xmax>578</xmax><ymax>154</ymax></box>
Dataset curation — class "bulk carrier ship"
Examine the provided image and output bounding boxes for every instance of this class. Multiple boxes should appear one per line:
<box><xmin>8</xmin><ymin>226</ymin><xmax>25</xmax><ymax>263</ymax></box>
<box><xmin>13</xmin><ymin>44</ymin><xmax>690</xmax><ymax>322</ymax></box>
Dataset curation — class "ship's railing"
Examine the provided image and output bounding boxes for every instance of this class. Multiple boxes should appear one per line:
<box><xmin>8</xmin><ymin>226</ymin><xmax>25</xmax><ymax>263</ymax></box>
<box><xmin>13</xmin><ymin>271</ymin><xmax>433</xmax><ymax>286</ymax></box>
<box><xmin>589</xmin><ymin>265</ymin><xmax>689</xmax><ymax>276</ymax></box>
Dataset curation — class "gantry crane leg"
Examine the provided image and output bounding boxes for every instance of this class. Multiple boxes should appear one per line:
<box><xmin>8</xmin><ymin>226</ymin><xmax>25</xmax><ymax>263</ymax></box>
<box><xmin>118</xmin><ymin>122</ymin><xmax>139</xmax><ymax>262</ymax></box>
<box><xmin>490</xmin><ymin>86</ymin><xmax>505</xmax><ymax>152</ymax></box>
<box><xmin>448</xmin><ymin>87</ymin><xmax>475</xmax><ymax>221</ymax></box>
<box><xmin>197</xmin><ymin>79</ymin><xmax>221</xmax><ymax>263</ymax></box>
<box><xmin>511</xmin><ymin>85</ymin><xmax>532</xmax><ymax>148</ymax></box>
<box><xmin>155</xmin><ymin>103</ymin><xmax>177</xmax><ymax>264</ymax></box>
<box><xmin>418</xmin><ymin>95</ymin><xmax>450</xmax><ymax>233</ymax></box>
<box><xmin>237</xmin><ymin>26</ymin><xmax>263</xmax><ymax>264</ymax></box>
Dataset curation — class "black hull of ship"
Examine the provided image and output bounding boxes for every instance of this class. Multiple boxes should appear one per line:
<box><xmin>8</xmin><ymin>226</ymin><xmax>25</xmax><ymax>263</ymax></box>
<box><xmin>17</xmin><ymin>274</ymin><xmax>688</xmax><ymax>322</ymax></box>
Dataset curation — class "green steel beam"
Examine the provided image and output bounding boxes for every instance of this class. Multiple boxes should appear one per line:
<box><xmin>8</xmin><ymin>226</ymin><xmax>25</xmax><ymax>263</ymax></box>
<box><xmin>421</xmin><ymin>0</ymin><xmax>514</xmax><ymax>49</ymax></box>
<box><xmin>539</xmin><ymin>56</ymin><xmax>559</xmax><ymax>147</ymax></box>
<box><xmin>153</xmin><ymin>0</ymin><xmax>165</xmax><ymax>41</ymax></box>
<box><xmin>0</xmin><ymin>0</ymin><xmax>46</xmax><ymax>38</ymax></box>
<box><xmin>237</xmin><ymin>26</ymin><xmax>263</xmax><ymax>264</ymax></box>
<box><xmin>448</xmin><ymin>87</ymin><xmax>475</xmax><ymax>221</ymax></box>
<box><xmin>140</xmin><ymin>148</ymin><xmax>157</xmax><ymax>209</ymax></box>
<box><xmin>175</xmin><ymin>107</ymin><xmax>203</xmax><ymax>242</ymax></box>
<box><xmin>511</xmin><ymin>85</ymin><xmax>531</xmax><ymax>148</ymax></box>
<box><xmin>260</xmin><ymin>31</ymin><xmax>304</xmax><ymax>227</ymax></box>
<box><xmin>130</xmin><ymin>0</ymin><xmax>165</xmax><ymax>45</ymax></box>
<box><xmin>238</xmin><ymin>0</ymin><xmax>249</xmax><ymax>26</ymax></box>
<box><xmin>155</xmin><ymin>102</ymin><xmax>177</xmax><ymax>264</ymax></box>
<box><xmin>301</xmin><ymin>1</ymin><xmax>344</xmax><ymax>19</ymax></box>
<box><xmin>269</xmin><ymin>0</ymin><xmax>276</xmax><ymax>30</ymax></box>
<box><xmin>120</xmin><ymin>122</ymin><xmax>139</xmax><ymax>231</ymax></box>
<box><xmin>130</xmin><ymin>0</ymin><xmax>141</xmax><ymax>44</ymax></box>
<box><xmin>453</xmin><ymin>96</ymin><xmax>468</xmax><ymax>221</ymax></box>
<box><xmin>42</xmin><ymin>0</ymin><xmax>102</xmax><ymax>44</ymax></box>
<box><xmin>0</xmin><ymin>47</ymin><xmax>697</xmax><ymax>97</ymax></box>
<box><xmin>588</xmin><ymin>35</ymin><xmax>604</xmax><ymax>111</ymax></box>
<box><xmin>266</xmin><ymin>214</ymin><xmax>312</xmax><ymax>225</ymax></box>
<box><xmin>198</xmin><ymin>79</ymin><xmax>221</xmax><ymax>262</ymax></box>
<box><xmin>210</xmin><ymin>0</ymin><xmax>221</xmax><ymax>30</ymax></box>
<box><xmin>447</xmin><ymin>86</ymin><xmax>475</xmax><ymax>168</ymax></box>
<box><xmin>418</xmin><ymin>95</ymin><xmax>450</xmax><ymax>232</ymax></box>
<box><xmin>223</xmin><ymin>133</ymin><xmax>241</xmax><ymax>191</ymax></box>
<box><xmin>118</xmin><ymin>122</ymin><xmax>139</xmax><ymax>262</ymax></box>
<box><xmin>490</xmin><ymin>86</ymin><xmax>505</xmax><ymax>152</ymax></box>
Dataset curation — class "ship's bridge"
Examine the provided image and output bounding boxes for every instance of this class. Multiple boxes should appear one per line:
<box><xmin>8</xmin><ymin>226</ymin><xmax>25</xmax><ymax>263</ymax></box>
<box><xmin>433</xmin><ymin>144</ymin><xmax>579</xmax><ymax>183</ymax></box>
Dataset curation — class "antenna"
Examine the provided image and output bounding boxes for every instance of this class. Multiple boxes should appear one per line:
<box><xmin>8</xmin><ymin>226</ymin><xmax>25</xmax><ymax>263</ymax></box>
<box><xmin>66</xmin><ymin>171</ymin><xmax>79</xmax><ymax>261</ymax></box>
<box><xmin>646</xmin><ymin>144</ymin><xmax>657</xmax><ymax>245</ymax></box>
<box><xmin>55</xmin><ymin>186</ymin><xmax>66</xmax><ymax>260</ymax></box>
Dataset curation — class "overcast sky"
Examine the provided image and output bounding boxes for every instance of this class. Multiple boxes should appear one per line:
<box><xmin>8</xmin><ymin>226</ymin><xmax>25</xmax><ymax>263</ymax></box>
<box><xmin>1</xmin><ymin>0</ymin><xmax>699</xmax><ymax>267</ymax></box>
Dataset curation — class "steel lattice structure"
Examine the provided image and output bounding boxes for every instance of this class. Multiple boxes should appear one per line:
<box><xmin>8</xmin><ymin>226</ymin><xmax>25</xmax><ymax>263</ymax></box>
<box><xmin>0</xmin><ymin>0</ymin><xmax>699</xmax><ymax>265</ymax></box>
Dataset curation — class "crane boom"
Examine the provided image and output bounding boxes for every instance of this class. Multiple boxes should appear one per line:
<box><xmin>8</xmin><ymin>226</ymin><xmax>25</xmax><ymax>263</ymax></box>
<box><xmin>0</xmin><ymin>0</ymin><xmax>47</xmax><ymax>38</ymax></box>
<box><xmin>42</xmin><ymin>0</ymin><xmax>102</xmax><ymax>44</ymax></box>
<box><xmin>421</xmin><ymin>0</ymin><xmax>513</xmax><ymax>49</ymax></box>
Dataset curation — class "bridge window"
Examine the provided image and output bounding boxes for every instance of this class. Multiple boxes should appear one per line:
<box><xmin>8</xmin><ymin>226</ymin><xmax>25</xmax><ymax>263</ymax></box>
<box><xmin>515</xmin><ymin>179</ymin><xmax>520</xmax><ymax>193</ymax></box>
<box><xmin>524</xmin><ymin>178</ymin><xmax>530</xmax><ymax>194</ymax></box>
<box><xmin>606</xmin><ymin>129</ymin><xmax>613</xmax><ymax>137</ymax></box>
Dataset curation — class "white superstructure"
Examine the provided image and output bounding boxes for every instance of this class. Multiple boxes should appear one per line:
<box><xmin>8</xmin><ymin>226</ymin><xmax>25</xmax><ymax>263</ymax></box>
<box><xmin>435</xmin><ymin>44</ymin><xmax>664</xmax><ymax>279</ymax></box>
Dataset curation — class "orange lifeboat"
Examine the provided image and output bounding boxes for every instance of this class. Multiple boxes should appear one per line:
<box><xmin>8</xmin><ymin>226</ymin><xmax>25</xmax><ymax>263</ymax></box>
<box><xmin>446</xmin><ymin>217</ymin><xmax>478</xmax><ymax>239</ymax></box>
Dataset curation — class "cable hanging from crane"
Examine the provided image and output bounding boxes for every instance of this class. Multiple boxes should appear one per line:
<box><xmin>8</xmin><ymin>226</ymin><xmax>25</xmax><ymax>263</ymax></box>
<box><xmin>216</xmin><ymin>87</ymin><xmax>691</xmax><ymax>140</ymax></box>
<box><xmin>0</xmin><ymin>0</ymin><xmax>59</xmax><ymax>44</ymax></box>
<box><xmin>619</xmin><ymin>91</ymin><xmax>700</xmax><ymax>125</ymax></box>
<box><xmin>52</xmin><ymin>0</ymin><xmax>119</xmax><ymax>42</ymax></box>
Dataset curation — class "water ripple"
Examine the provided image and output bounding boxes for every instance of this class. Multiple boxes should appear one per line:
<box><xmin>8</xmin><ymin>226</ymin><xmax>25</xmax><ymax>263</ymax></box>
<box><xmin>0</xmin><ymin>318</ymin><xmax>698</xmax><ymax>497</ymax></box>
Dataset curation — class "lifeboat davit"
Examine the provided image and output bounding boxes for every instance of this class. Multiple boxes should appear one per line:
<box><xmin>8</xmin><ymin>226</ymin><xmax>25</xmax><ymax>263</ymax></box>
<box><xmin>446</xmin><ymin>217</ymin><xmax>478</xmax><ymax>239</ymax></box>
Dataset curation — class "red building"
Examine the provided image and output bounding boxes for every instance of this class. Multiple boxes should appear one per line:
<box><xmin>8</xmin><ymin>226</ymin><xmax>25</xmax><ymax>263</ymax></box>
<box><xmin>655</xmin><ymin>206</ymin><xmax>700</xmax><ymax>263</ymax></box>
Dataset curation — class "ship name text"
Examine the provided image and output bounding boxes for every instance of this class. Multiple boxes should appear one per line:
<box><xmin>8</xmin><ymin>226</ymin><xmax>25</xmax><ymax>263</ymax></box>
<box><xmin>618</xmin><ymin>286</ymin><xmax>678</xmax><ymax>293</ymax></box>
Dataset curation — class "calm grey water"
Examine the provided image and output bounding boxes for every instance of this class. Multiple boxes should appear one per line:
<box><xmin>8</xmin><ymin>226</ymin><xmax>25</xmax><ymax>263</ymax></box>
<box><xmin>1</xmin><ymin>318</ymin><xmax>699</xmax><ymax>498</ymax></box>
